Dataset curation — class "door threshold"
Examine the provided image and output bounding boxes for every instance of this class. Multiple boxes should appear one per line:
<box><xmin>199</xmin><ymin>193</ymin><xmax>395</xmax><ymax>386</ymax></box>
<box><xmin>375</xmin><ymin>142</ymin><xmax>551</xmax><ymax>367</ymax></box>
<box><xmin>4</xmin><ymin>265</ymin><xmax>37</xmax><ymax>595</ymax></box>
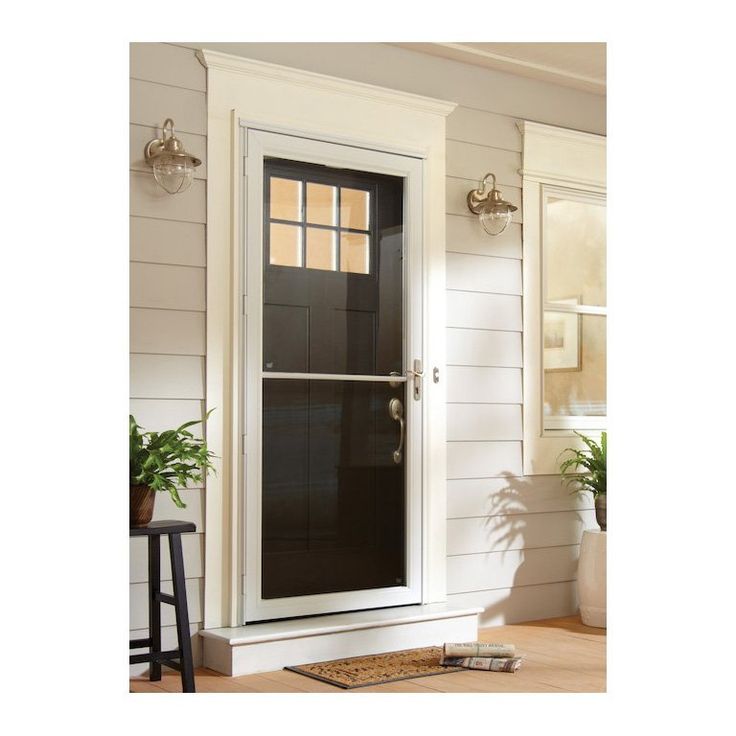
<box><xmin>247</xmin><ymin>601</ymin><xmax>421</xmax><ymax>626</ymax></box>
<box><xmin>200</xmin><ymin>603</ymin><xmax>482</xmax><ymax>676</ymax></box>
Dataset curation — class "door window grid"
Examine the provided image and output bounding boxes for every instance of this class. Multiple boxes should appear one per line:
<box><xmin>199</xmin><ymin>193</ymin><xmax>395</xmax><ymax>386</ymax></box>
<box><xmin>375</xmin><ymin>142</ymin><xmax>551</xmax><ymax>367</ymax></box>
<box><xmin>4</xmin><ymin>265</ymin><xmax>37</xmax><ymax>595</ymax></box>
<box><xmin>268</xmin><ymin>175</ymin><xmax>372</xmax><ymax>274</ymax></box>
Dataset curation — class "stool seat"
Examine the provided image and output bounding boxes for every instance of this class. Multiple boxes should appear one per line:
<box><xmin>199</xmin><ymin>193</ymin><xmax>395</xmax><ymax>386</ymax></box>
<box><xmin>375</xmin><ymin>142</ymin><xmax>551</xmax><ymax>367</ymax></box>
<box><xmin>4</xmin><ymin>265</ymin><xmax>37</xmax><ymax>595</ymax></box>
<box><xmin>130</xmin><ymin>519</ymin><xmax>196</xmax><ymax>692</ymax></box>
<box><xmin>130</xmin><ymin>520</ymin><xmax>196</xmax><ymax>536</ymax></box>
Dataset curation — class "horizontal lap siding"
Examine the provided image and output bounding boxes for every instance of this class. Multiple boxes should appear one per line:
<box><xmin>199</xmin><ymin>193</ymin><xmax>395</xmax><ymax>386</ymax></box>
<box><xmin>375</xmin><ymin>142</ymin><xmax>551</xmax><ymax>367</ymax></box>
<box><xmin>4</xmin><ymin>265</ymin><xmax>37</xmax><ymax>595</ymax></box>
<box><xmin>448</xmin><ymin>581</ymin><xmax>580</xmax><ymax>628</ymax></box>
<box><xmin>446</xmin><ymin>545</ymin><xmax>580</xmax><ymax>594</ymax></box>
<box><xmin>129</xmin><ymin>262</ymin><xmax>206</xmax><ymax>312</ymax></box>
<box><xmin>130</xmin><ymin>218</ymin><xmax>206</xmax><ymax>267</ymax></box>
<box><xmin>130</xmin><ymin>309</ymin><xmax>205</xmax><ymax>355</ymax></box>
<box><xmin>129</xmin><ymin>355</ymin><xmax>205</xmax><ymax>399</ymax></box>
<box><xmin>447</xmin><ymin>510</ymin><xmax>597</xmax><ymax>556</ymax></box>
<box><xmin>129</xmin><ymin>43</ymin><xmax>207</xmax><ymax>672</ymax></box>
<box><xmin>444</xmin><ymin>104</ymin><xmax>584</xmax><ymax>624</ymax></box>
<box><xmin>446</xmin><ymin>253</ymin><xmax>522</xmax><ymax>295</ymax></box>
<box><xmin>446</xmin><ymin>328</ymin><xmax>522</xmax><ymax>368</ymax></box>
<box><xmin>447</xmin><ymin>475</ymin><xmax>593</xmax><ymax>519</ymax></box>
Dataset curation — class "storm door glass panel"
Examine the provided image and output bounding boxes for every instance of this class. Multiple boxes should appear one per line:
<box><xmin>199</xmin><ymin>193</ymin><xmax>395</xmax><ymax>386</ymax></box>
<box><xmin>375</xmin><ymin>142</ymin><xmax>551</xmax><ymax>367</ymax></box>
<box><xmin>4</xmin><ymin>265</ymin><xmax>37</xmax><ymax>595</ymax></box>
<box><xmin>262</xmin><ymin>379</ymin><xmax>405</xmax><ymax>599</ymax></box>
<box><xmin>262</xmin><ymin>158</ymin><xmax>406</xmax><ymax>601</ymax></box>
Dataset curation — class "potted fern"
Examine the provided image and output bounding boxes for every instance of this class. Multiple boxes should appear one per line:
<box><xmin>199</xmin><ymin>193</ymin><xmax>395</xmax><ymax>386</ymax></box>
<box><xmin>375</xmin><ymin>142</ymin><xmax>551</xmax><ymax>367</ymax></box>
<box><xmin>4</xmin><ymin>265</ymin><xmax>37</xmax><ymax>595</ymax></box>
<box><xmin>559</xmin><ymin>431</ymin><xmax>607</xmax><ymax>531</ymax></box>
<box><xmin>129</xmin><ymin>413</ymin><xmax>216</xmax><ymax>527</ymax></box>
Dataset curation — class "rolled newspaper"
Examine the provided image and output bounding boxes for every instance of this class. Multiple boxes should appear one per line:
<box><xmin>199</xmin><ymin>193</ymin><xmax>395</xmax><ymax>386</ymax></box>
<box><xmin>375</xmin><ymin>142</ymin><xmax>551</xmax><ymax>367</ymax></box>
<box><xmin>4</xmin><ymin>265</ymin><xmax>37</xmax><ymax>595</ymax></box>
<box><xmin>443</xmin><ymin>642</ymin><xmax>516</xmax><ymax>658</ymax></box>
<box><xmin>440</xmin><ymin>655</ymin><xmax>523</xmax><ymax>673</ymax></box>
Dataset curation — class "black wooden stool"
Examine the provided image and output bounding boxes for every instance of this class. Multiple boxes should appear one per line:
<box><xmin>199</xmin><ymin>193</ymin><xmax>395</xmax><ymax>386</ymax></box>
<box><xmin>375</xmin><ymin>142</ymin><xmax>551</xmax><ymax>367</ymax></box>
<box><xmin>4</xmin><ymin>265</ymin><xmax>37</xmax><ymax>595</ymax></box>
<box><xmin>130</xmin><ymin>520</ymin><xmax>196</xmax><ymax>692</ymax></box>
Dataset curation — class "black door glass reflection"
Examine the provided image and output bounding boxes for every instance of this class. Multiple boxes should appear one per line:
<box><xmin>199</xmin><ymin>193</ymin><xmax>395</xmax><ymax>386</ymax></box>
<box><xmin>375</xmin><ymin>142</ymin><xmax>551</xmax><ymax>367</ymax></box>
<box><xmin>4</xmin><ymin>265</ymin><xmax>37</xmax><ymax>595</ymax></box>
<box><xmin>263</xmin><ymin>158</ymin><xmax>404</xmax><ymax>376</ymax></box>
<box><xmin>262</xmin><ymin>379</ymin><xmax>406</xmax><ymax>599</ymax></box>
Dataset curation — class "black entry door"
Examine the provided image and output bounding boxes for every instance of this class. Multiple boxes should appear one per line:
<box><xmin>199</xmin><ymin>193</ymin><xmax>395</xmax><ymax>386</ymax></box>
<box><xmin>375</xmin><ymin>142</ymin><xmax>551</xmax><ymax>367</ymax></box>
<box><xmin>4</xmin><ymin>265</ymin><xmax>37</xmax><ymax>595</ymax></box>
<box><xmin>261</xmin><ymin>157</ymin><xmax>407</xmax><ymax>602</ymax></box>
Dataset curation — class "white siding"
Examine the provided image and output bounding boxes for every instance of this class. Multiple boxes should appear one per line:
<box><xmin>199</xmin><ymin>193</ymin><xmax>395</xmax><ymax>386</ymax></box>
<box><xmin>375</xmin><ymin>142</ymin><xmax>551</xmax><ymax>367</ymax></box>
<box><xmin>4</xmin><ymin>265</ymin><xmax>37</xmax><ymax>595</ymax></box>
<box><xmin>129</xmin><ymin>262</ymin><xmax>206</xmax><ymax>312</ymax></box>
<box><xmin>446</xmin><ymin>328</ymin><xmax>522</xmax><ymax>368</ymax></box>
<box><xmin>446</xmin><ymin>253</ymin><xmax>522</xmax><ymax>295</ymax></box>
<box><xmin>129</xmin><ymin>354</ymin><xmax>205</xmax><ymax>399</ymax></box>
<box><xmin>130</xmin><ymin>217</ymin><xmax>206</xmax><ymax>268</ymax></box>
<box><xmin>130</xmin><ymin>309</ymin><xmax>205</xmax><ymax>356</ymax></box>
<box><xmin>441</xmin><ymin>89</ymin><xmax>595</xmax><ymax>624</ymax></box>
<box><xmin>129</xmin><ymin>43</ymin><xmax>207</xmax><ymax>674</ymax></box>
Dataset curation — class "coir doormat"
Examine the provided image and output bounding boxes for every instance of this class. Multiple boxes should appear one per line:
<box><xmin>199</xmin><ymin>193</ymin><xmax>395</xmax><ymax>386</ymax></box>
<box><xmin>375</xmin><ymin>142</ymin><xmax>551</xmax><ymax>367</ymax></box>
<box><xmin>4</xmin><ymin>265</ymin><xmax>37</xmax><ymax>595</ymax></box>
<box><xmin>285</xmin><ymin>646</ymin><xmax>464</xmax><ymax>689</ymax></box>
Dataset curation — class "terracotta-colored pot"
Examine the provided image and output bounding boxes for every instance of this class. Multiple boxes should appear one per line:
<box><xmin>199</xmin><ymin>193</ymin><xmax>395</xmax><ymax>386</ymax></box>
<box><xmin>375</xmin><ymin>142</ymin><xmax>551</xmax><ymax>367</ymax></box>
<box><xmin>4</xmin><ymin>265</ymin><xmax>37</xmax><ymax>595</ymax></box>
<box><xmin>130</xmin><ymin>484</ymin><xmax>156</xmax><ymax>527</ymax></box>
<box><xmin>595</xmin><ymin>494</ymin><xmax>607</xmax><ymax>531</ymax></box>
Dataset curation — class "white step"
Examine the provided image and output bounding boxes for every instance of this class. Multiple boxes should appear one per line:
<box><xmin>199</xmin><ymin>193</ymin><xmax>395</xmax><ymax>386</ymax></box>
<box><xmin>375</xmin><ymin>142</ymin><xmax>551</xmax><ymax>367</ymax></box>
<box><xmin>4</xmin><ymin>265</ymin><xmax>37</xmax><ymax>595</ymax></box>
<box><xmin>200</xmin><ymin>603</ymin><xmax>482</xmax><ymax>676</ymax></box>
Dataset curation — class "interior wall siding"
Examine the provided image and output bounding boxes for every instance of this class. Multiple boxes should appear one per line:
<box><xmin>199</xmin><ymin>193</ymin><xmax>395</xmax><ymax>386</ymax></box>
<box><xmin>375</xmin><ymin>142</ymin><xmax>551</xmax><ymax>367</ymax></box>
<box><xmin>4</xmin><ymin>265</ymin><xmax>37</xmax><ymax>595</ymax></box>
<box><xmin>128</xmin><ymin>43</ymin><xmax>604</xmax><ymax>659</ymax></box>
<box><xmin>129</xmin><ymin>42</ymin><xmax>207</xmax><ymax>676</ymax></box>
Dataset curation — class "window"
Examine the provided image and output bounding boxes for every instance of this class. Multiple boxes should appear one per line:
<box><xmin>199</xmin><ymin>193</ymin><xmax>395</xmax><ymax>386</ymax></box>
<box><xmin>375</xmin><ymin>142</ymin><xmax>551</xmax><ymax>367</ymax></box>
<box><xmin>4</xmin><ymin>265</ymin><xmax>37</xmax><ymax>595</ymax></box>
<box><xmin>266</xmin><ymin>159</ymin><xmax>373</xmax><ymax>275</ymax></box>
<box><xmin>520</xmin><ymin>121</ymin><xmax>606</xmax><ymax>474</ymax></box>
<box><xmin>542</xmin><ymin>189</ymin><xmax>606</xmax><ymax>430</ymax></box>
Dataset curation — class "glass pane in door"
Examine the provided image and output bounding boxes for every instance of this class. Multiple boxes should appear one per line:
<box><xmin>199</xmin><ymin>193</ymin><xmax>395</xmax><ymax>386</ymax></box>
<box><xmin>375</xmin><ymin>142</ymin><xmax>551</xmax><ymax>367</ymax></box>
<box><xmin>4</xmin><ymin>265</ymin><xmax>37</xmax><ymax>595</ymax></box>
<box><xmin>263</xmin><ymin>158</ymin><xmax>404</xmax><ymax>376</ymax></box>
<box><xmin>262</xmin><ymin>379</ymin><xmax>406</xmax><ymax>599</ymax></box>
<box><xmin>261</xmin><ymin>158</ymin><xmax>406</xmax><ymax>603</ymax></box>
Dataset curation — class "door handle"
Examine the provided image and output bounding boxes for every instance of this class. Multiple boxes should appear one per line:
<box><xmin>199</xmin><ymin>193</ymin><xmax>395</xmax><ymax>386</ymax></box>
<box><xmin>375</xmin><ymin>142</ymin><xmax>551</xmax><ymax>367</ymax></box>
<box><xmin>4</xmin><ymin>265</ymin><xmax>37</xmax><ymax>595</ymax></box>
<box><xmin>388</xmin><ymin>398</ymin><xmax>405</xmax><ymax>464</ymax></box>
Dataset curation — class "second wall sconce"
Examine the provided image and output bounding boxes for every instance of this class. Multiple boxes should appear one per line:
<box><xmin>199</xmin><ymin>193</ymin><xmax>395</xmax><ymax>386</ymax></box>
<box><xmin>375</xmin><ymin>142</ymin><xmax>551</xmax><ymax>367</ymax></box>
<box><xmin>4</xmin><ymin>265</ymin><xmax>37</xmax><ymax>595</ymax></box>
<box><xmin>144</xmin><ymin>118</ymin><xmax>202</xmax><ymax>195</ymax></box>
<box><xmin>466</xmin><ymin>172</ymin><xmax>517</xmax><ymax>236</ymax></box>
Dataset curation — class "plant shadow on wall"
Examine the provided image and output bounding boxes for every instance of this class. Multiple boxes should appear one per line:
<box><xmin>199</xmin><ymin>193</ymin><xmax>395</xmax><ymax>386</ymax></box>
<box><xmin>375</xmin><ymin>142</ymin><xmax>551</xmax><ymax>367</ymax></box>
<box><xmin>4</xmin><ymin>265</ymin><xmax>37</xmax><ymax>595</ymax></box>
<box><xmin>476</xmin><ymin>472</ymin><xmax>589</xmax><ymax>626</ymax></box>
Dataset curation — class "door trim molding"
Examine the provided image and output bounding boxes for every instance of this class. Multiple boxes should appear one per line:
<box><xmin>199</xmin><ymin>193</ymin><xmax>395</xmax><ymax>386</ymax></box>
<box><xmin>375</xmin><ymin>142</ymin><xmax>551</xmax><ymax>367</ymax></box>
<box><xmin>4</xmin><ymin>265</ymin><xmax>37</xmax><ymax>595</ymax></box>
<box><xmin>199</xmin><ymin>50</ymin><xmax>456</xmax><ymax>628</ymax></box>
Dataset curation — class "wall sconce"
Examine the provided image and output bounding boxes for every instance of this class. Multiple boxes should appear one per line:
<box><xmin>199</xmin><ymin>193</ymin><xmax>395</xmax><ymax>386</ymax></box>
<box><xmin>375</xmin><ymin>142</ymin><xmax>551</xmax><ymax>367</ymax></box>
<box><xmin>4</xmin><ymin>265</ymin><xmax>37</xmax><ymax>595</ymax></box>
<box><xmin>144</xmin><ymin>118</ymin><xmax>201</xmax><ymax>195</ymax></box>
<box><xmin>466</xmin><ymin>172</ymin><xmax>517</xmax><ymax>236</ymax></box>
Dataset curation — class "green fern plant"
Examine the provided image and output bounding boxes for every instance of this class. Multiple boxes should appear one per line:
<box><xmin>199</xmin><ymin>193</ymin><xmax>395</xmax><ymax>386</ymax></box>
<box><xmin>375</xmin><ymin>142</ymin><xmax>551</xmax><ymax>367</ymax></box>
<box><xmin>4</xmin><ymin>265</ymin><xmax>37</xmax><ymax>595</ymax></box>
<box><xmin>559</xmin><ymin>431</ymin><xmax>606</xmax><ymax>498</ymax></box>
<box><xmin>129</xmin><ymin>412</ymin><xmax>216</xmax><ymax>509</ymax></box>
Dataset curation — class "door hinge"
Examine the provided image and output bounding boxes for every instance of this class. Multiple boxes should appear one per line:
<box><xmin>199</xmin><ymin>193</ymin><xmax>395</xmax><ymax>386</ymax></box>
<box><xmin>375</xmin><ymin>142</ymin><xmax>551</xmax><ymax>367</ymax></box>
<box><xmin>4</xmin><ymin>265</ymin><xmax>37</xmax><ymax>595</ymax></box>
<box><xmin>241</xmin><ymin>434</ymin><xmax>246</xmax><ymax>454</ymax></box>
<box><xmin>243</xmin><ymin>156</ymin><xmax>248</xmax><ymax>177</ymax></box>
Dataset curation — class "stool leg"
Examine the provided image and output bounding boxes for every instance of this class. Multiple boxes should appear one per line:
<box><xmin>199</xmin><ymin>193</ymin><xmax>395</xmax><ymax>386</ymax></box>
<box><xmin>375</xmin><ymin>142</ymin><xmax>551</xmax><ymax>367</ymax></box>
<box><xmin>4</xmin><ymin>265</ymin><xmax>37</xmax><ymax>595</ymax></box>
<box><xmin>148</xmin><ymin>534</ymin><xmax>162</xmax><ymax>682</ymax></box>
<box><xmin>169</xmin><ymin>532</ymin><xmax>195</xmax><ymax>693</ymax></box>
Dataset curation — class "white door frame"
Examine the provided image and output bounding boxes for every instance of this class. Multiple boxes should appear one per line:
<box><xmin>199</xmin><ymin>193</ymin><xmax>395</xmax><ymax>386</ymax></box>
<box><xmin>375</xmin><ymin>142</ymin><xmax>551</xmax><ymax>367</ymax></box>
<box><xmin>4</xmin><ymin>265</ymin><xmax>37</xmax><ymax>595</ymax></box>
<box><xmin>243</xmin><ymin>127</ymin><xmax>423</xmax><ymax>622</ymax></box>
<box><xmin>197</xmin><ymin>49</ymin><xmax>456</xmax><ymax>628</ymax></box>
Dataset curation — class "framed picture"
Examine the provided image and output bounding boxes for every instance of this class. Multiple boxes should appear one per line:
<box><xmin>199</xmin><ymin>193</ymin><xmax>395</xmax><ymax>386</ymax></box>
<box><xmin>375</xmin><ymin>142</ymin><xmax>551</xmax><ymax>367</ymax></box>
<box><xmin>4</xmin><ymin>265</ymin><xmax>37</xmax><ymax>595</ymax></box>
<box><xmin>543</xmin><ymin>297</ymin><xmax>581</xmax><ymax>372</ymax></box>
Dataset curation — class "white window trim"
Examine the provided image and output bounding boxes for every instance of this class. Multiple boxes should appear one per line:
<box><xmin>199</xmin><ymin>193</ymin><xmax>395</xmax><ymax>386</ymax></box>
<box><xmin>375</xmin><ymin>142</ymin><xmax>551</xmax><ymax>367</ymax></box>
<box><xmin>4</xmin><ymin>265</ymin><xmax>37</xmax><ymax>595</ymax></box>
<box><xmin>197</xmin><ymin>49</ymin><xmax>456</xmax><ymax>628</ymax></box>
<box><xmin>519</xmin><ymin>121</ymin><xmax>606</xmax><ymax>475</ymax></box>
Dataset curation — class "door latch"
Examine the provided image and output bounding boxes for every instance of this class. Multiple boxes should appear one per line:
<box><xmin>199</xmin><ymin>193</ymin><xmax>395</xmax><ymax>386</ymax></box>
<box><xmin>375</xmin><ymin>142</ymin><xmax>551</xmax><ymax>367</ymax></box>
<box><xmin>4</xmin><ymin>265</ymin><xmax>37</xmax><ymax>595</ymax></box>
<box><xmin>407</xmin><ymin>359</ymin><xmax>423</xmax><ymax>401</ymax></box>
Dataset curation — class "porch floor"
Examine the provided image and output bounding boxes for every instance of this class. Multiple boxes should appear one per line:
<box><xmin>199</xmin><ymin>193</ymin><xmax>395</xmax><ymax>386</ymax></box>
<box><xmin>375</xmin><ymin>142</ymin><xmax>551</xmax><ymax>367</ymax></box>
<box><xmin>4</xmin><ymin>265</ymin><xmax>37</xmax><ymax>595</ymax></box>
<box><xmin>130</xmin><ymin>615</ymin><xmax>606</xmax><ymax>692</ymax></box>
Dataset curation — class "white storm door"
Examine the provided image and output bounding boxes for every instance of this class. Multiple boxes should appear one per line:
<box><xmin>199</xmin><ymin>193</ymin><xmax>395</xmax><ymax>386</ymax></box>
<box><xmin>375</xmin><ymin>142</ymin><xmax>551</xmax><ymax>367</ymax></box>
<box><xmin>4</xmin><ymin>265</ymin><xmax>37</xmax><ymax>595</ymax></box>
<box><xmin>243</xmin><ymin>128</ymin><xmax>424</xmax><ymax>623</ymax></box>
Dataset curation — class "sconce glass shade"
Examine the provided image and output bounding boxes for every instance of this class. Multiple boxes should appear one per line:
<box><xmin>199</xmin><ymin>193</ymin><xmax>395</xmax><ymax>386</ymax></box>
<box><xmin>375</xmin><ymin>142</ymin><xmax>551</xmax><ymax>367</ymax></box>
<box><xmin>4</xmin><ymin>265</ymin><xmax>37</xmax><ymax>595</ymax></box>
<box><xmin>153</xmin><ymin>155</ymin><xmax>194</xmax><ymax>195</ymax></box>
<box><xmin>144</xmin><ymin>118</ymin><xmax>201</xmax><ymax>195</ymax></box>
<box><xmin>467</xmin><ymin>172</ymin><xmax>517</xmax><ymax>236</ymax></box>
<box><xmin>479</xmin><ymin>200</ymin><xmax>514</xmax><ymax>236</ymax></box>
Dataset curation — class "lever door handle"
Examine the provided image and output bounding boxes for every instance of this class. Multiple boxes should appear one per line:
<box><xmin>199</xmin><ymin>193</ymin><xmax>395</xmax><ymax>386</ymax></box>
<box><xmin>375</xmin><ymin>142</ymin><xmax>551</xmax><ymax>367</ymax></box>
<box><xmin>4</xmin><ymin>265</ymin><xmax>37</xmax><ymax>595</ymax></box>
<box><xmin>388</xmin><ymin>398</ymin><xmax>405</xmax><ymax>464</ymax></box>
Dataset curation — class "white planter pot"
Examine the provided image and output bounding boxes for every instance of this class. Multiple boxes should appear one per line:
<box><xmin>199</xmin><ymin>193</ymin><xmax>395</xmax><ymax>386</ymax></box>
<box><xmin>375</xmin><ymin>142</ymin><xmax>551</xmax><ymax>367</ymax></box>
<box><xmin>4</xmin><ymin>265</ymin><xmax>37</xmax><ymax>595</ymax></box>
<box><xmin>577</xmin><ymin>529</ymin><xmax>606</xmax><ymax>628</ymax></box>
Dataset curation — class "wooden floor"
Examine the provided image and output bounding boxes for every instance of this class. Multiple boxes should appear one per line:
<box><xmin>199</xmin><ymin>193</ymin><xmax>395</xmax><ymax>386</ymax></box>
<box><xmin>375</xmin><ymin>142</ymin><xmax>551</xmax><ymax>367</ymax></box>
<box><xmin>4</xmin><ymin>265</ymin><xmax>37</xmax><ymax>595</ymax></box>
<box><xmin>130</xmin><ymin>615</ymin><xmax>605</xmax><ymax>693</ymax></box>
